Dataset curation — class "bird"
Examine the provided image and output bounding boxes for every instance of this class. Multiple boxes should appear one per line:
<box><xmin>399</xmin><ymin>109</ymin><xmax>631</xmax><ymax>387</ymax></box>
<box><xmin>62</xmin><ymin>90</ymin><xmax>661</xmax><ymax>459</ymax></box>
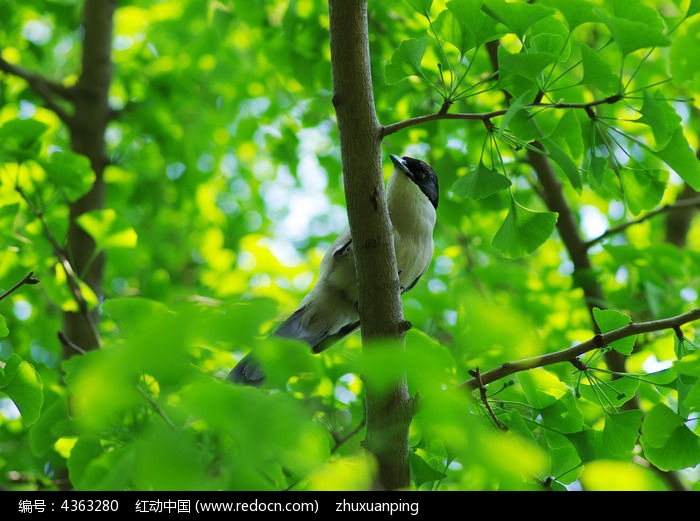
<box><xmin>229</xmin><ymin>153</ymin><xmax>439</xmax><ymax>386</ymax></box>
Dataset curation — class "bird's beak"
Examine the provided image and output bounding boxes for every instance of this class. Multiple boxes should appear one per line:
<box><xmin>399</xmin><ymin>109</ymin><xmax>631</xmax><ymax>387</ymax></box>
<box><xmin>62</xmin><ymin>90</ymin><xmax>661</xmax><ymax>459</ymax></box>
<box><xmin>390</xmin><ymin>154</ymin><xmax>411</xmax><ymax>176</ymax></box>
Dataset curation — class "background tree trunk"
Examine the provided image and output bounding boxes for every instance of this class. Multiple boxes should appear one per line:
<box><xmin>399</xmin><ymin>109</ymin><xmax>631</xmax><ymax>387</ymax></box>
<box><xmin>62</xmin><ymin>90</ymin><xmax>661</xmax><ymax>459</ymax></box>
<box><xmin>328</xmin><ymin>0</ymin><xmax>412</xmax><ymax>489</ymax></box>
<box><xmin>62</xmin><ymin>0</ymin><xmax>116</xmax><ymax>355</ymax></box>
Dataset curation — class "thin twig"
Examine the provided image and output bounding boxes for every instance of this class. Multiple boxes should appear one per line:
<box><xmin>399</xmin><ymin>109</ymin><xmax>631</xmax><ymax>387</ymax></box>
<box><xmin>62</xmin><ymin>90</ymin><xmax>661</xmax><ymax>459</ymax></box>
<box><xmin>331</xmin><ymin>418</ymin><xmax>367</xmax><ymax>454</ymax></box>
<box><xmin>0</xmin><ymin>54</ymin><xmax>74</xmax><ymax>124</ymax></box>
<box><xmin>470</xmin><ymin>367</ymin><xmax>507</xmax><ymax>430</ymax></box>
<box><xmin>137</xmin><ymin>385</ymin><xmax>176</xmax><ymax>429</ymax></box>
<box><xmin>57</xmin><ymin>331</ymin><xmax>87</xmax><ymax>355</ymax></box>
<box><xmin>0</xmin><ymin>272</ymin><xmax>39</xmax><ymax>302</ymax></box>
<box><xmin>461</xmin><ymin>308</ymin><xmax>700</xmax><ymax>390</ymax></box>
<box><xmin>585</xmin><ymin>196</ymin><xmax>700</xmax><ymax>248</ymax></box>
<box><xmin>380</xmin><ymin>94</ymin><xmax>624</xmax><ymax>137</ymax></box>
<box><xmin>15</xmin><ymin>185</ymin><xmax>102</xmax><ymax>347</ymax></box>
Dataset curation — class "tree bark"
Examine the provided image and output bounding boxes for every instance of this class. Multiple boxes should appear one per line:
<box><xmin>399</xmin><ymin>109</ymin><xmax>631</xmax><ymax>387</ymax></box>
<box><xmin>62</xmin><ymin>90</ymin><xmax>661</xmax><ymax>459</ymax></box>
<box><xmin>62</xmin><ymin>0</ymin><xmax>116</xmax><ymax>355</ymax></box>
<box><xmin>328</xmin><ymin>0</ymin><xmax>411</xmax><ymax>489</ymax></box>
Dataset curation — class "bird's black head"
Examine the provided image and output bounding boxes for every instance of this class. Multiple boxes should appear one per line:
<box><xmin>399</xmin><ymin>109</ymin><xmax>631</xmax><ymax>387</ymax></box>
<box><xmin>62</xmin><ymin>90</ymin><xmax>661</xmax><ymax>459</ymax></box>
<box><xmin>390</xmin><ymin>154</ymin><xmax>439</xmax><ymax>209</ymax></box>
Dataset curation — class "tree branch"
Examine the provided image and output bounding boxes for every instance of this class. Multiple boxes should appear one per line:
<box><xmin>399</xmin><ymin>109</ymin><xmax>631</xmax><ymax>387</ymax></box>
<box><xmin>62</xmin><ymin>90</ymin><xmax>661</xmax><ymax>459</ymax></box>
<box><xmin>15</xmin><ymin>185</ymin><xmax>102</xmax><ymax>348</ymax></box>
<box><xmin>461</xmin><ymin>308</ymin><xmax>700</xmax><ymax>390</ymax></box>
<box><xmin>0</xmin><ymin>53</ymin><xmax>74</xmax><ymax>124</ymax></box>
<box><xmin>0</xmin><ymin>272</ymin><xmax>39</xmax><ymax>302</ymax></box>
<box><xmin>586</xmin><ymin>195</ymin><xmax>700</xmax><ymax>248</ymax></box>
<box><xmin>329</xmin><ymin>0</ymin><xmax>411</xmax><ymax>490</ymax></box>
<box><xmin>380</xmin><ymin>94</ymin><xmax>625</xmax><ymax>138</ymax></box>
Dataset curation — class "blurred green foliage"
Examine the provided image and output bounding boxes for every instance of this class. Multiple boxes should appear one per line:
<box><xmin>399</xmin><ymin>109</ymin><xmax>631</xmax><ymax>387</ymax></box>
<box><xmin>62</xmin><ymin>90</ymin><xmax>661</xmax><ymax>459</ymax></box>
<box><xmin>1</xmin><ymin>0</ymin><xmax>700</xmax><ymax>491</ymax></box>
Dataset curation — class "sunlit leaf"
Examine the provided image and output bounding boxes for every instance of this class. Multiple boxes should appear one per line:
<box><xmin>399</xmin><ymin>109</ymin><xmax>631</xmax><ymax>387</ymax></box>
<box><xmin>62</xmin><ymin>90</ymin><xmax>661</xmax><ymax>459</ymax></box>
<box><xmin>518</xmin><ymin>368</ymin><xmax>568</xmax><ymax>409</ymax></box>
<box><xmin>541</xmin><ymin>0</ymin><xmax>598</xmax><ymax>29</ymax></box>
<box><xmin>406</xmin><ymin>0</ymin><xmax>433</xmax><ymax>15</ymax></box>
<box><xmin>0</xmin><ymin>315</ymin><xmax>7</xmax><ymax>337</ymax></box>
<box><xmin>0</xmin><ymin>354</ymin><xmax>43</xmax><ymax>426</ymax></box>
<box><xmin>76</xmin><ymin>209</ymin><xmax>137</xmax><ymax>250</ymax></box>
<box><xmin>492</xmin><ymin>195</ymin><xmax>558</xmax><ymax>258</ymax></box>
<box><xmin>669</xmin><ymin>19</ymin><xmax>700</xmax><ymax>88</ymax></box>
<box><xmin>0</xmin><ymin>118</ymin><xmax>48</xmax><ymax>162</ymax></box>
<box><xmin>620</xmin><ymin>167</ymin><xmax>668</xmax><ymax>216</ymax></box>
<box><xmin>581</xmin><ymin>460</ymin><xmax>669</xmax><ymax>490</ymax></box>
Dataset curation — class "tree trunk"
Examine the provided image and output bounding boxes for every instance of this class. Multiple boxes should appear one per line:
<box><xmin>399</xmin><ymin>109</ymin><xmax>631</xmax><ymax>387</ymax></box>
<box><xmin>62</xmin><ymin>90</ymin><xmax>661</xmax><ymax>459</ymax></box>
<box><xmin>328</xmin><ymin>0</ymin><xmax>411</xmax><ymax>489</ymax></box>
<box><xmin>62</xmin><ymin>0</ymin><xmax>116</xmax><ymax>355</ymax></box>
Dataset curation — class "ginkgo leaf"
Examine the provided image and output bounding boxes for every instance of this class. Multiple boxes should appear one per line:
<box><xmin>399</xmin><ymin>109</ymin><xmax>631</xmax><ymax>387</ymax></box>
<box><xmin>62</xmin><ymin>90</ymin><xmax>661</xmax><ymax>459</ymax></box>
<box><xmin>0</xmin><ymin>354</ymin><xmax>43</xmax><ymax>426</ymax></box>
<box><xmin>43</xmin><ymin>151</ymin><xmax>96</xmax><ymax>202</ymax></box>
<box><xmin>493</xmin><ymin>195</ymin><xmax>558</xmax><ymax>258</ymax></box>
<box><xmin>76</xmin><ymin>209</ymin><xmax>138</xmax><ymax>250</ymax></box>
<box><xmin>451</xmin><ymin>162</ymin><xmax>511</xmax><ymax>200</ymax></box>
<box><xmin>385</xmin><ymin>38</ymin><xmax>428</xmax><ymax>84</ymax></box>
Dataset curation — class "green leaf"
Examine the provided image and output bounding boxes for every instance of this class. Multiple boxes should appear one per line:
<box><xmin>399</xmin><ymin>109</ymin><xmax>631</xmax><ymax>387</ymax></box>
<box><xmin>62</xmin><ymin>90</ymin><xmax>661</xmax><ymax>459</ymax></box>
<box><xmin>498</xmin><ymin>46</ymin><xmax>557</xmax><ymax>79</ymax></box>
<box><xmin>553</xmin><ymin>110</ymin><xmax>583</xmax><ymax>157</ymax></box>
<box><xmin>482</xmin><ymin>0</ymin><xmax>556</xmax><ymax>38</ymax></box>
<box><xmin>637</xmin><ymin>91</ymin><xmax>682</xmax><ymax>149</ymax></box>
<box><xmin>76</xmin><ymin>209</ymin><xmax>138</xmax><ymax>250</ymax></box>
<box><xmin>592</xmin><ymin>308</ymin><xmax>634</xmax><ymax>355</ymax></box>
<box><xmin>540</xmin><ymin>393</ymin><xmax>584</xmax><ymax>433</ymax></box>
<box><xmin>541</xmin><ymin>0</ymin><xmax>598</xmax><ymax>29</ymax></box>
<box><xmin>541</xmin><ymin>138</ymin><xmax>583</xmax><ymax>192</ymax></box>
<box><xmin>588</xmin><ymin>154</ymin><xmax>622</xmax><ymax>199</ymax></box>
<box><xmin>669</xmin><ymin>18</ymin><xmax>700</xmax><ymax>89</ymax></box>
<box><xmin>446</xmin><ymin>0</ymin><xmax>502</xmax><ymax>49</ymax></box>
<box><xmin>0</xmin><ymin>118</ymin><xmax>49</xmax><ymax>162</ymax></box>
<box><xmin>0</xmin><ymin>314</ymin><xmax>8</xmax><ymax>337</ymax></box>
<box><xmin>640</xmin><ymin>403</ymin><xmax>700</xmax><ymax>471</ymax></box>
<box><xmin>594</xmin><ymin>0</ymin><xmax>670</xmax><ymax>55</ymax></box>
<box><xmin>451</xmin><ymin>162</ymin><xmax>511</xmax><ymax>200</ymax></box>
<box><xmin>601</xmin><ymin>410</ymin><xmax>643</xmax><ymax>460</ymax></box>
<box><xmin>527</xmin><ymin>15</ymin><xmax>570</xmax><ymax>60</ymax></box>
<box><xmin>544</xmin><ymin>431</ymin><xmax>581</xmax><ymax>484</ymax></box>
<box><xmin>566</xmin><ymin>429</ymin><xmax>598</xmax><ymax>463</ymax></box>
<box><xmin>577</xmin><ymin>375</ymin><xmax>639</xmax><ymax>408</ymax></box>
<box><xmin>0</xmin><ymin>354</ymin><xmax>43</xmax><ymax>426</ymax></box>
<box><xmin>407</xmin><ymin>0</ymin><xmax>433</xmax><ymax>15</ymax></box>
<box><xmin>580</xmin><ymin>44</ymin><xmax>620</xmax><ymax>95</ymax></box>
<box><xmin>435</xmin><ymin>9</ymin><xmax>474</xmax><ymax>57</ymax></box>
<box><xmin>409</xmin><ymin>450</ymin><xmax>447</xmax><ymax>487</ymax></box>
<box><xmin>620</xmin><ymin>166</ymin><xmax>668</xmax><ymax>216</ymax></box>
<box><xmin>43</xmin><ymin>151</ymin><xmax>96</xmax><ymax>202</ymax></box>
<box><xmin>29</xmin><ymin>395</ymin><xmax>74</xmax><ymax>456</ymax></box>
<box><xmin>518</xmin><ymin>368</ymin><xmax>568</xmax><ymax>409</ymax></box>
<box><xmin>385</xmin><ymin>38</ymin><xmax>428</xmax><ymax>84</ymax></box>
<box><xmin>581</xmin><ymin>460</ymin><xmax>669</xmax><ymax>490</ymax></box>
<box><xmin>689</xmin><ymin>0</ymin><xmax>700</xmax><ymax>17</ymax></box>
<box><xmin>68</xmin><ymin>436</ymin><xmax>104</xmax><ymax>488</ymax></box>
<box><xmin>654</xmin><ymin>128</ymin><xmax>700</xmax><ymax>191</ymax></box>
<box><xmin>492</xmin><ymin>195</ymin><xmax>558</xmax><ymax>258</ymax></box>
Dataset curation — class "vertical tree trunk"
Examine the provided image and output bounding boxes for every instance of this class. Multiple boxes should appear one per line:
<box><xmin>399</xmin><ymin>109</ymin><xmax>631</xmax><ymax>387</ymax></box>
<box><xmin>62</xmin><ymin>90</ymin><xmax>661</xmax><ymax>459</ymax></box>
<box><xmin>328</xmin><ymin>0</ymin><xmax>412</xmax><ymax>489</ymax></box>
<box><xmin>62</xmin><ymin>0</ymin><xmax>116</xmax><ymax>355</ymax></box>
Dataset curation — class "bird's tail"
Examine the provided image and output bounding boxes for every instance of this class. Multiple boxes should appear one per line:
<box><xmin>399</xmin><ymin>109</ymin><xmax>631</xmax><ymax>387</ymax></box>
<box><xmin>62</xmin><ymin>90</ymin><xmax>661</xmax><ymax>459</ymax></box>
<box><xmin>228</xmin><ymin>306</ymin><xmax>360</xmax><ymax>386</ymax></box>
<box><xmin>227</xmin><ymin>352</ymin><xmax>264</xmax><ymax>387</ymax></box>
